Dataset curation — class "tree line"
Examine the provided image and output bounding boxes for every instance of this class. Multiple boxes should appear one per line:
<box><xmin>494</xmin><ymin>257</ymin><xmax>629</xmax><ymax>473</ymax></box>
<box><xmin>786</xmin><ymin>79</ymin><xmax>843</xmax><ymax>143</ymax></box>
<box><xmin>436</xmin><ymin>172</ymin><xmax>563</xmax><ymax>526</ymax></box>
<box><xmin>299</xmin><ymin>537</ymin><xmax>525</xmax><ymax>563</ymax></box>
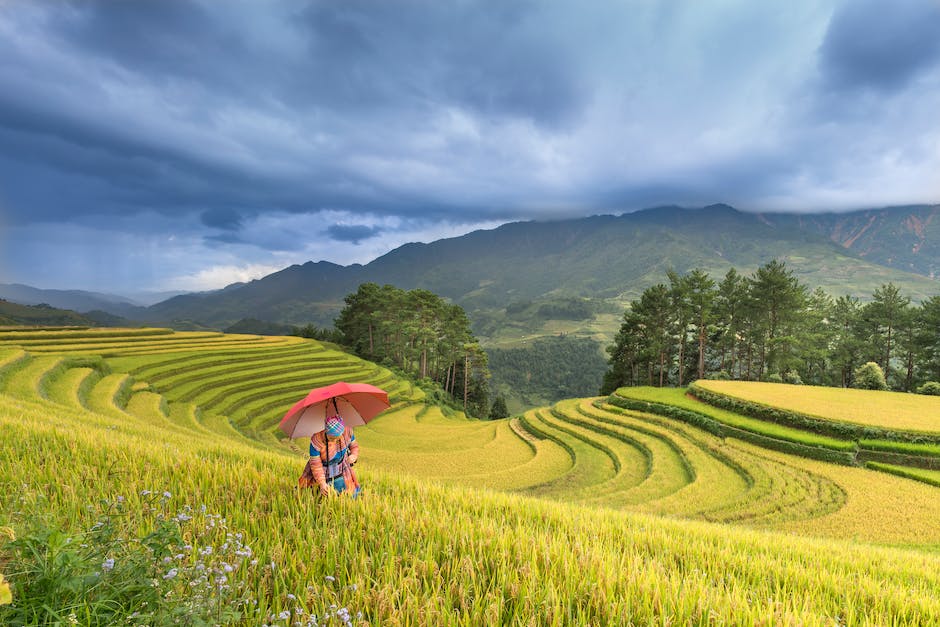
<box><xmin>335</xmin><ymin>283</ymin><xmax>490</xmax><ymax>416</ymax></box>
<box><xmin>602</xmin><ymin>260</ymin><xmax>940</xmax><ymax>393</ymax></box>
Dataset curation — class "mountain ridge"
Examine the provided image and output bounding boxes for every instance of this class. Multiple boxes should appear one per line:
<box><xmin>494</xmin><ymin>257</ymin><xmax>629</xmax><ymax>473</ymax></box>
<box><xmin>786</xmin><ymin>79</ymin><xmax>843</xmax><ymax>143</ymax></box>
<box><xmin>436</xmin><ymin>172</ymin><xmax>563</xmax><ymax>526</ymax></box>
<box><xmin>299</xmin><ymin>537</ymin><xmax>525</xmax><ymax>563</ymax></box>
<box><xmin>7</xmin><ymin>204</ymin><xmax>939</xmax><ymax>337</ymax></box>
<box><xmin>135</xmin><ymin>204</ymin><xmax>940</xmax><ymax>336</ymax></box>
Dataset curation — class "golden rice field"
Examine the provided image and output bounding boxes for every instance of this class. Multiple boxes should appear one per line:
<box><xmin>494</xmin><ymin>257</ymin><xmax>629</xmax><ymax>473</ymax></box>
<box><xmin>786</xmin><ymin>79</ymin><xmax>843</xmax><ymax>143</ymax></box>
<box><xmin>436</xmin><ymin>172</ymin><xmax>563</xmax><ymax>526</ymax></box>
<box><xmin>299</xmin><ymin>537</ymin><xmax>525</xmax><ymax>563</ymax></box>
<box><xmin>694</xmin><ymin>379</ymin><xmax>940</xmax><ymax>435</ymax></box>
<box><xmin>2</xmin><ymin>328</ymin><xmax>940</xmax><ymax>625</ymax></box>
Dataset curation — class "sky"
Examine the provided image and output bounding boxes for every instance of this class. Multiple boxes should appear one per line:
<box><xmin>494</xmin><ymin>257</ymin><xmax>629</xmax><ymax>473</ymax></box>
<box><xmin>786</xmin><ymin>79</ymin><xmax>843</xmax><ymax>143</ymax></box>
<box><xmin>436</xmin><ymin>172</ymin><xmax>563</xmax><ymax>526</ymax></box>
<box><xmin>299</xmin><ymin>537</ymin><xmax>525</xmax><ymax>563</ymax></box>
<box><xmin>1</xmin><ymin>0</ymin><xmax>939</xmax><ymax>299</ymax></box>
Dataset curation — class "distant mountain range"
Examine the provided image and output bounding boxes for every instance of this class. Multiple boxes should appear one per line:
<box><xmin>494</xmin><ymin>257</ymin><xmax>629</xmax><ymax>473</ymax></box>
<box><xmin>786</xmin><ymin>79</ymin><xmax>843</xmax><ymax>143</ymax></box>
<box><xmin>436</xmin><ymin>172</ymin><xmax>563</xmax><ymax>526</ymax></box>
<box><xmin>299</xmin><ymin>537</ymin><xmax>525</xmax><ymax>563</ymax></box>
<box><xmin>0</xmin><ymin>283</ymin><xmax>188</xmax><ymax>319</ymax></box>
<box><xmin>6</xmin><ymin>204</ymin><xmax>940</xmax><ymax>342</ymax></box>
<box><xmin>142</xmin><ymin>203</ymin><xmax>940</xmax><ymax>330</ymax></box>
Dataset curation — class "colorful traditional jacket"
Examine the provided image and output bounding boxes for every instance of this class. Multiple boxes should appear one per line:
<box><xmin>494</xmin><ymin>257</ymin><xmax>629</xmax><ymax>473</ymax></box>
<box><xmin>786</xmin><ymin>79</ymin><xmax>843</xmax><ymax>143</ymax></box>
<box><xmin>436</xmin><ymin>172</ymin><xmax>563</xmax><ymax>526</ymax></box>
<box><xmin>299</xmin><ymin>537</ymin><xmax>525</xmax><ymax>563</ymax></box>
<box><xmin>307</xmin><ymin>426</ymin><xmax>360</xmax><ymax>493</ymax></box>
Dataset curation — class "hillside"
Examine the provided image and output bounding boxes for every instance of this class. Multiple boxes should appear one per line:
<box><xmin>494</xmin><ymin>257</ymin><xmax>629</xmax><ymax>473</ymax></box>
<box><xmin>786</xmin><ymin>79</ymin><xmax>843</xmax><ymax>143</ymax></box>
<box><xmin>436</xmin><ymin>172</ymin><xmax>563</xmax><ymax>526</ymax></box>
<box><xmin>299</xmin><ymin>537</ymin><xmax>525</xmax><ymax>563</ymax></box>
<box><xmin>2</xmin><ymin>328</ymin><xmax>940</xmax><ymax>624</ymax></box>
<box><xmin>0</xmin><ymin>299</ymin><xmax>100</xmax><ymax>327</ymax></box>
<box><xmin>0</xmin><ymin>283</ymin><xmax>150</xmax><ymax>318</ymax></box>
<box><xmin>143</xmin><ymin>204</ymin><xmax>940</xmax><ymax>336</ymax></box>
<box><xmin>762</xmin><ymin>204</ymin><xmax>940</xmax><ymax>279</ymax></box>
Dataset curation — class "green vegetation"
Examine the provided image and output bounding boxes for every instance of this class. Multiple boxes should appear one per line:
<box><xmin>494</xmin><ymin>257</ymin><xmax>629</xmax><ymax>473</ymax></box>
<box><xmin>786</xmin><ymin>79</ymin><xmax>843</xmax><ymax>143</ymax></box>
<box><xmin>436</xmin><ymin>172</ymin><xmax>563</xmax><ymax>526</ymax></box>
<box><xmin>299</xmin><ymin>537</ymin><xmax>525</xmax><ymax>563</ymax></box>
<box><xmin>604</xmin><ymin>261</ymin><xmax>940</xmax><ymax>393</ymax></box>
<box><xmin>854</xmin><ymin>361</ymin><xmax>888</xmax><ymax>390</ymax></box>
<box><xmin>3</xmin><ymin>327</ymin><xmax>940</xmax><ymax>624</ymax></box>
<box><xmin>0</xmin><ymin>299</ymin><xmax>99</xmax><ymax>327</ymax></box>
<box><xmin>918</xmin><ymin>381</ymin><xmax>940</xmax><ymax>395</ymax></box>
<box><xmin>335</xmin><ymin>283</ymin><xmax>489</xmax><ymax>416</ymax></box>
<box><xmin>488</xmin><ymin>335</ymin><xmax>607</xmax><ymax>411</ymax></box>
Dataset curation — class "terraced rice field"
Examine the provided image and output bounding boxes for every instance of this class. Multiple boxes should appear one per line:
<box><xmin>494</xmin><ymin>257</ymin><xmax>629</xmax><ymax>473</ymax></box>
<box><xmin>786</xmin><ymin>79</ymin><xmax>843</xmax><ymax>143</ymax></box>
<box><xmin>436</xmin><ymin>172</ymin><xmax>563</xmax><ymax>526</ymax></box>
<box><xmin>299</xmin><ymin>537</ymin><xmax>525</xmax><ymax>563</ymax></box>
<box><xmin>3</xmin><ymin>328</ymin><xmax>940</xmax><ymax>624</ymax></box>
<box><xmin>695</xmin><ymin>379</ymin><xmax>940</xmax><ymax>435</ymax></box>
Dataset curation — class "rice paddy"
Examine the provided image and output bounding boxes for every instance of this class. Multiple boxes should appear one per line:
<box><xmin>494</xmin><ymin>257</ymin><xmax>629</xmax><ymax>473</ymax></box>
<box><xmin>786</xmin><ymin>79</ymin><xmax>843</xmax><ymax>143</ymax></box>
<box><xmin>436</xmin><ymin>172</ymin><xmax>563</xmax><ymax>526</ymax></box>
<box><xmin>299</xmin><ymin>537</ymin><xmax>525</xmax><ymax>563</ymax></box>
<box><xmin>2</xmin><ymin>328</ymin><xmax>940</xmax><ymax>624</ymax></box>
<box><xmin>694</xmin><ymin>379</ymin><xmax>940</xmax><ymax>435</ymax></box>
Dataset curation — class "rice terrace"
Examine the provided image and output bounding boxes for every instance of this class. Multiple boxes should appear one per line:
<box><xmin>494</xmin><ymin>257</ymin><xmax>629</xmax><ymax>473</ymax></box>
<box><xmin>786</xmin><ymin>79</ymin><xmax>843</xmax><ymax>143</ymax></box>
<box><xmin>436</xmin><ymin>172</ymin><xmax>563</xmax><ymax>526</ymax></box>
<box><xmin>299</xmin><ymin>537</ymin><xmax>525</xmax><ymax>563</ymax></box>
<box><xmin>5</xmin><ymin>2</ymin><xmax>940</xmax><ymax>626</ymax></box>
<box><xmin>2</xmin><ymin>325</ymin><xmax>940</xmax><ymax>625</ymax></box>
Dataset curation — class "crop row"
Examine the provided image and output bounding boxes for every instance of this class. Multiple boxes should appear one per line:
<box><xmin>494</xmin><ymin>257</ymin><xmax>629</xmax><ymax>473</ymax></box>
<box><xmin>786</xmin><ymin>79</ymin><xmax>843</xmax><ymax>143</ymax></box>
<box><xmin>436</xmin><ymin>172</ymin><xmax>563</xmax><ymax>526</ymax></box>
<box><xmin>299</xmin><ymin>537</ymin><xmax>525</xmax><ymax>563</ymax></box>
<box><xmin>0</xmin><ymin>327</ymin><xmax>173</xmax><ymax>342</ymax></box>
<box><xmin>6</xmin><ymin>389</ymin><xmax>940</xmax><ymax>624</ymax></box>
<box><xmin>611</xmin><ymin>387</ymin><xmax>940</xmax><ymax>487</ymax></box>
<box><xmin>690</xmin><ymin>381</ymin><xmax>940</xmax><ymax>444</ymax></box>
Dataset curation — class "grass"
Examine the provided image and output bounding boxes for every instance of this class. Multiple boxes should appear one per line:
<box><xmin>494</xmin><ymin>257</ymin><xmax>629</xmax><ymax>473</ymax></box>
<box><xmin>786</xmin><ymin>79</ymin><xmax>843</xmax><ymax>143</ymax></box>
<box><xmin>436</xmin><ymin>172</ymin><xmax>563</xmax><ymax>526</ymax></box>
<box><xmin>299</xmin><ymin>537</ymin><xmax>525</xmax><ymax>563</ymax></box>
<box><xmin>4</xmin><ymin>391</ymin><xmax>940</xmax><ymax>624</ymax></box>
<box><xmin>695</xmin><ymin>379</ymin><xmax>940</xmax><ymax>435</ymax></box>
<box><xmin>865</xmin><ymin>463</ymin><xmax>940</xmax><ymax>488</ymax></box>
<box><xmin>3</xmin><ymin>327</ymin><xmax>940</xmax><ymax>624</ymax></box>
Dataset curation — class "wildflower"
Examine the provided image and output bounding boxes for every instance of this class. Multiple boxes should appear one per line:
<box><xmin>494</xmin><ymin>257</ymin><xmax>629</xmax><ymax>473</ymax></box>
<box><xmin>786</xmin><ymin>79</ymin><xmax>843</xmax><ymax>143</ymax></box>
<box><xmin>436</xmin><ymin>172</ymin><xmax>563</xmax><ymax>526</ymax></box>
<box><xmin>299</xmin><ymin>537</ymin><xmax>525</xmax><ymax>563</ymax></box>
<box><xmin>162</xmin><ymin>491</ymin><xmax>172</xmax><ymax>499</ymax></box>
<box><xmin>163</xmin><ymin>568</ymin><xmax>178</xmax><ymax>580</ymax></box>
<box><xmin>102</xmin><ymin>558</ymin><xmax>115</xmax><ymax>571</ymax></box>
<box><xmin>279</xmin><ymin>610</ymin><xmax>291</xmax><ymax>620</ymax></box>
<box><xmin>67</xmin><ymin>613</ymin><xmax>78</xmax><ymax>625</ymax></box>
<box><xmin>286</xmin><ymin>593</ymin><xmax>296</xmax><ymax>600</ymax></box>
<box><xmin>176</xmin><ymin>513</ymin><xmax>192</xmax><ymax>522</ymax></box>
<box><xmin>141</xmin><ymin>490</ymin><xmax>152</xmax><ymax>496</ymax></box>
<box><xmin>325</xmin><ymin>575</ymin><xmax>336</xmax><ymax>582</ymax></box>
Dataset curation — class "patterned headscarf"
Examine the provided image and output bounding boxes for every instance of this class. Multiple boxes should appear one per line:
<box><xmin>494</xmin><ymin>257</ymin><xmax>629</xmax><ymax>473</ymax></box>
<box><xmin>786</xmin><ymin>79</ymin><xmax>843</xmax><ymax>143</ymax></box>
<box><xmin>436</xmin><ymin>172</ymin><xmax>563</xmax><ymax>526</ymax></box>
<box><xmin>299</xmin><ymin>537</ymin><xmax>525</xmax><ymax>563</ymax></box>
<box><xmin>324</xmin><ymin>415</ymin><xmax>344</xmax><ymax>438</ymax></box>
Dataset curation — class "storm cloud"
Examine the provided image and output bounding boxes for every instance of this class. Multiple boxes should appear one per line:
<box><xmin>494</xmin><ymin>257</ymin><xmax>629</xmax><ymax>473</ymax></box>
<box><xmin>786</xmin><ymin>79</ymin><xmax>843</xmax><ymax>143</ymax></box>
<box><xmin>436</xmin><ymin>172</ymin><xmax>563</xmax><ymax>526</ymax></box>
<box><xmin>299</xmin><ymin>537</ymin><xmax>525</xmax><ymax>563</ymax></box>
<box><xmin>0</xmin><ymin>0</ymin><xmax>938</xmax><ymax>293</ymax></box>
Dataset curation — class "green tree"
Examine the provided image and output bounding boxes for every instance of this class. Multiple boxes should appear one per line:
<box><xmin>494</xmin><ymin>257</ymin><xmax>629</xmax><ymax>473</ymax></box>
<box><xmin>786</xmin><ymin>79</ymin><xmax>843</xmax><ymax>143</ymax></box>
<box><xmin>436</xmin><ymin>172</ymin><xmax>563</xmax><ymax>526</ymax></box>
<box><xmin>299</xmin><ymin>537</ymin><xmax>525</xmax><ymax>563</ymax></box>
<box><xmin>685</xmin><ymin>269</ymin><xmax>717</xmax><ymax>381</ymax></box>
<box><xmin>335</xmin><ymin>282</ymin><xmax>387</xmax><ymax>358</ymax></box>
<box><xmin>489</xmin><ymin>394</ymin><xmax>509</xmax><ymax>420</ymax></box>
<box><xmin>667</xmin><ymin>270</ymin><xmax>694</xmax><ymax>386</ymax></box>
<box><xmin>602</xmin><ymin>307</ymin><xmax>644</xmax><ymax>392</ymax></box>
<box><xmin>714</xmin><ymin>268</ymin><xmax>747</xmax><ymax>378</ymax></box>
<box><xmin>747</xmin><ymin>260</ymin><xmax>808</xmax><ymax>378</ymax></box>
<box><xmin>853</xmin><ymin>361</ymin><xmax>888</xmax><ymax>391</ymax></box>
<box><xmin>862</xmin><ymin>283</ymin><xmax>910</xmax><ymax>386</ymax></box>
<box><xmin>917</xmin><ymin>296</ymin><xmax>940</xmax><ymax>383</ymax></box>
<box><xmin>830</xmin><ymin>295</ymin><xmax>865</xmax><ymax>388</ymax></box>
<box><xmin>635</xmin><ymin>284</ymin><xmax>673</xmax><ymax>386</ymax></box>
<box><xmin>335</xmin><ymin>283</ymin><xmax>488</xmax><ymax>410</ymax></box>
<box><xmin>798</xmin><ymin>288</ymin><xmax>834</xmax><ymax>385</ymax></box>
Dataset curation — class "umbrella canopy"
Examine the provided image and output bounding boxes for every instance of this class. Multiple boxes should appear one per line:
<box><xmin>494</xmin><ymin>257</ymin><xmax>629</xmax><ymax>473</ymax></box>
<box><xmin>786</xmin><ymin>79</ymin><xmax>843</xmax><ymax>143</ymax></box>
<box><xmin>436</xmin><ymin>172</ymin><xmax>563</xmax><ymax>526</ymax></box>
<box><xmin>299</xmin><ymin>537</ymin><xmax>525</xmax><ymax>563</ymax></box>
<box><xmin>278</xmin><ymin>381</ymin><xmax>390</xmax><ymax>439</ymax></box>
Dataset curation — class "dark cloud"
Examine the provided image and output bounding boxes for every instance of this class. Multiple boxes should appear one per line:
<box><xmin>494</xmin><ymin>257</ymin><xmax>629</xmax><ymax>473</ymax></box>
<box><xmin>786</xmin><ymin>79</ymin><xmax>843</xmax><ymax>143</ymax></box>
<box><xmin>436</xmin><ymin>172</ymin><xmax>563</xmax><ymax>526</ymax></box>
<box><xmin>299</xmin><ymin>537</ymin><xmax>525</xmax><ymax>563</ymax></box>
<box><xmin>289</xmin><ymin>2</ymin><xmax>585</xmax><ymax>126</ymax></box>
<box><xmin>204</xmin><ymin>232</ymin><xmax>244</xmax><ymax>246</ymax></box>
<box><xmin>1</xmin><ymin>1</ymin><xmax>939</xmax><ymax>293</ymax></box>
<box><xmin>819</xmin><ymin>0</ymin><xmax>940</xmax><ymax>92</ymax></box>
<box><xmin>327</xmin><ymin>224</ymin><xmax>382</xmax><ymax>244</ymax></box>
<box><xmin>201</xmin><ymin>207</ymin><xmax>242</xmax><ymax>231</ymax></box>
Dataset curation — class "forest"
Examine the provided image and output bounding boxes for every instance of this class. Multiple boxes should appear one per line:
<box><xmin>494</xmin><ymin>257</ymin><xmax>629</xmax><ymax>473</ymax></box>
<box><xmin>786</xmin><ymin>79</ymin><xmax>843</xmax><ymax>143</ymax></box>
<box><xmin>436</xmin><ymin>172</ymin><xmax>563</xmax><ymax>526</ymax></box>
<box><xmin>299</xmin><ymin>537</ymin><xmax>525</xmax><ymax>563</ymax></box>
<box><xmin>488</xmin><ymin>335</ymin><xmax>608</xmax><ymax>405</ymax></box>
<box><xmin>602</xmin><ymin>260</ymin><xmax>940</xmax><ymax>393</ymax></box>
<box><xmin>334</xmin><ymin>283</ymin><xmax>490</xmax><ymax>416</ymax></box>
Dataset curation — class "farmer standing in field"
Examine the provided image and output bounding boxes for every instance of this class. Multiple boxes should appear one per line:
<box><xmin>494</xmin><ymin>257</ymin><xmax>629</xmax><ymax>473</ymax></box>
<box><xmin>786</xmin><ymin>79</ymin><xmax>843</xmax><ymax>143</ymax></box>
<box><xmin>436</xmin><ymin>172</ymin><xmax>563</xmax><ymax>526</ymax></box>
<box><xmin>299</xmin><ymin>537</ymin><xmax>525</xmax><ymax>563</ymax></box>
<box><xmin>299</xmin><ymin>414</ymin><xmax>362</xmax><ymax>497</ymax></box>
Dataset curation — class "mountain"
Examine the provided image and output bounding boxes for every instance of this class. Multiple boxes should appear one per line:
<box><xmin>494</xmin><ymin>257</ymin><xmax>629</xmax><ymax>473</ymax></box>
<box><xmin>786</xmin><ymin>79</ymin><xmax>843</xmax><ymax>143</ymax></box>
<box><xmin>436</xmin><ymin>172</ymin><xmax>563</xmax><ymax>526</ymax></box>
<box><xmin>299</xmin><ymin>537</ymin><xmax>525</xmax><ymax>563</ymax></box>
<box><xmin>0</xmin><ymin>299</ymin><xmax>101</xmax><ymax>327</ymax></box>
<box><xmin>0</xmin><ymin>283</ymin><xmax>149</xmax><ymax>319</ymax></box>
<box><xmin>759</xmin><ymin>204</ymin><xmax>940</xmax><ymax>279</ymax></box>
<box><xmin>143</xmin><ymin>204</ymin><xmax>940</xmax><ymax>336</ymax></box>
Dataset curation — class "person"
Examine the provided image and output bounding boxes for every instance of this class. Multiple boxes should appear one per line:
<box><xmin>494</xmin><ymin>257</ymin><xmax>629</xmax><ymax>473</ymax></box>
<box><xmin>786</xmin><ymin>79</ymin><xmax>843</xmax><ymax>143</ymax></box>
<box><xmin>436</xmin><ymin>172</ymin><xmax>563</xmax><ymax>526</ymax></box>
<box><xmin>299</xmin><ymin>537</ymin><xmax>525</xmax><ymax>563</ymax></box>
<box><xmin>299</xmin><ymin>414</ymin><xmax>361</xmax><ymax>497</ymax></box>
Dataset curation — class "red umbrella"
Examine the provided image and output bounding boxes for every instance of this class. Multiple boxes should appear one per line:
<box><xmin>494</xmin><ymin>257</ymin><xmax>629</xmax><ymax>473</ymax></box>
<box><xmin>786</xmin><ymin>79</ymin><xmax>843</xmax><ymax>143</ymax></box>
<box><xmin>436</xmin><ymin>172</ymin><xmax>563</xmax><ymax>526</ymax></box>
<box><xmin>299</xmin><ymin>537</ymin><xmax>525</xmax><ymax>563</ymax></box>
<box><xmin>278</xmin><ymin>381</ymin><xmax>390</xmax><ymax>439</ymax></box>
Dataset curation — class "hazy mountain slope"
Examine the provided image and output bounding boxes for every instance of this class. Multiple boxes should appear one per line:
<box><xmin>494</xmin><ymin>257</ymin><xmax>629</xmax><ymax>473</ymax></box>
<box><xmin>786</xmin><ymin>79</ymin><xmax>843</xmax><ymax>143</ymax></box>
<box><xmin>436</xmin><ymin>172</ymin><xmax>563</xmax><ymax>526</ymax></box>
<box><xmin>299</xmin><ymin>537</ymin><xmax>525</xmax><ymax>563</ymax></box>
<box><xmin>761</xmin><ymin>205</ymin><xmax>940</xmax><ymax>279</ymax></box>
<box><xmin>0</xmin><ymin>299</ymin><xmax>99</xmax><ymax>326</ymax></box>
<box><xmin>0</xmin><ymin>283</ymin><xmax>148</xmax><ymax>318</ymax></box>
<box><xmin>141</xmin><ymin>204</ymin><xmax>940</xmax><ymax>330</ymax></box>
